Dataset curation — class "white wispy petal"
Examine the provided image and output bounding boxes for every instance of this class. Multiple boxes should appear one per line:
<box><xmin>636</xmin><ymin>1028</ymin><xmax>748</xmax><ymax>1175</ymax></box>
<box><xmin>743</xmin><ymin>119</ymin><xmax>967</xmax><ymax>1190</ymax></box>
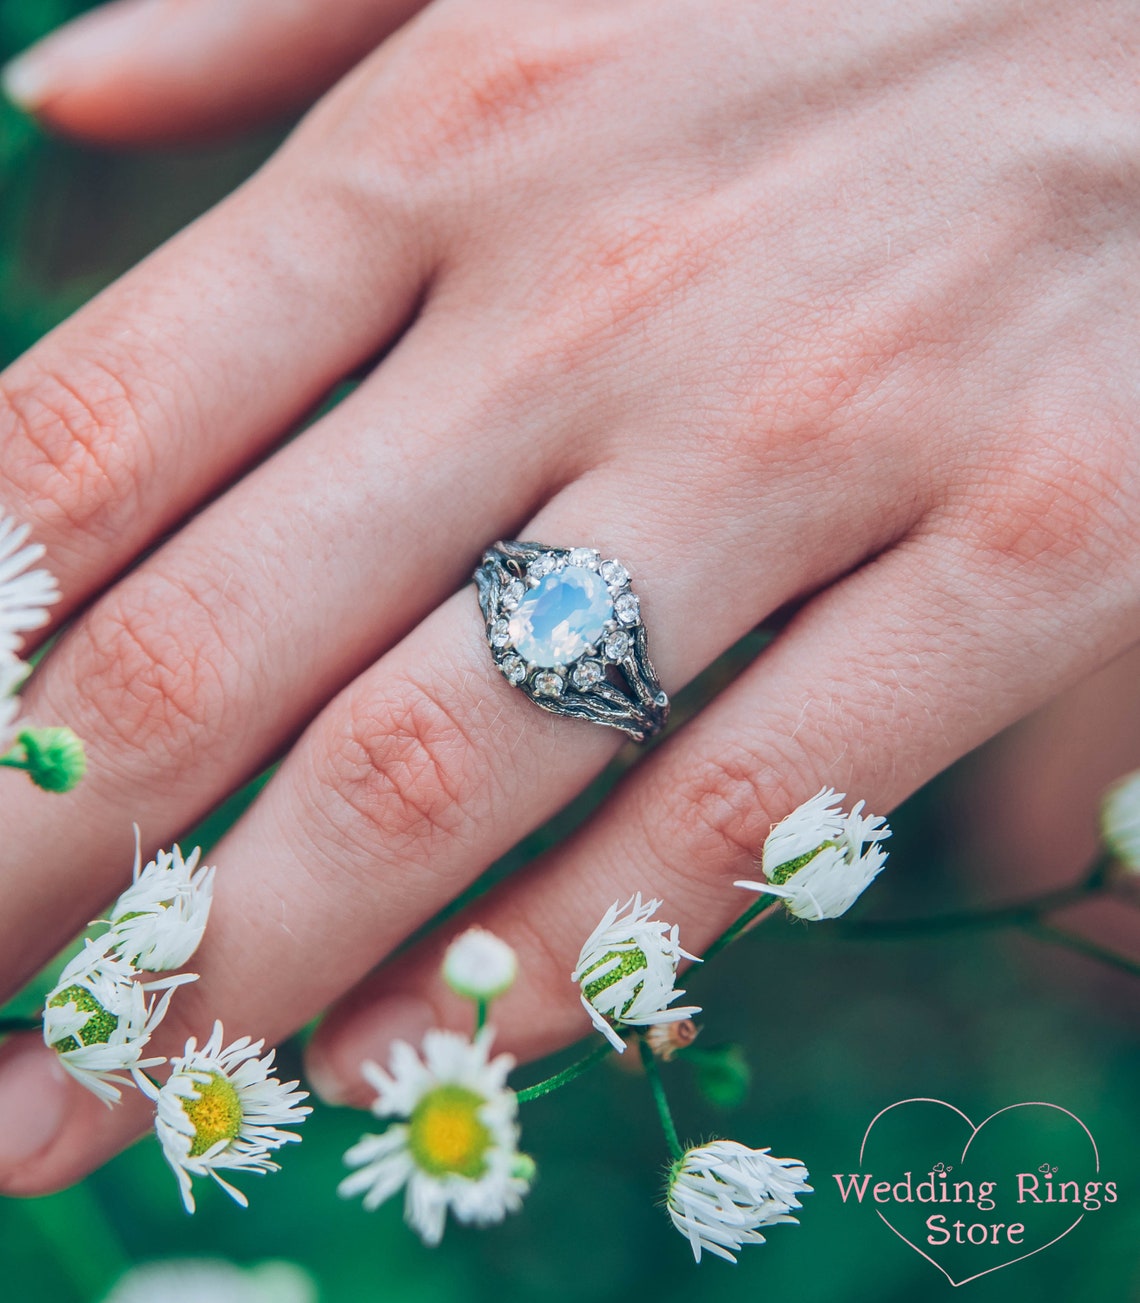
<box><xmin>339</xmin><ymin>1027</ymin><xmax>530</xmax><ymax>1246</ymax></box>
<box><xmin>104</xmin><ymin>830</ymin><xmax>215</xmax><ymax>970</ymax></box>
<box><xmin>572</xmin><ymin>893</ymin><xmax>701</xmax><ymax>1052</ymax></box>
<box><xmin>43</xmin><ymin>943</ymin><xmax>196</xmax><ymax>1106</ymax></box>
<box><xmin>667</xmin><ymin>1140</ymin><xmax>812</xmax><ymax>1263</ymax></box>
<box><xmin>0</xmin><ymin>514</ymin><xmax>59</xmax><ymax>656</ymax></box>
<box><xmin>145</xmin><ymin>1020</ymin><xmax>310</xmax><ymax>1214</ymax></box>
<box><xmin>737</xmin><ymin>787</ymin><xmax>891</xmax><ymax>920</ymax></box>
<box><xmin>0</xmin><ymin>656</ymin><xmax>29</xmax><ymax>753</ymax></box>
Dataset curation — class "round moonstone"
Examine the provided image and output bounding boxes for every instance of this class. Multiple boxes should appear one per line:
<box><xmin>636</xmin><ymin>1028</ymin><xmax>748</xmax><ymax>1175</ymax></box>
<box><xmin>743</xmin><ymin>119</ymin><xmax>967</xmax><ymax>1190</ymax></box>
<box><xmin>508</xmin><ymin>565</ymin><xmax>614</xmax><ymax>668</ymax></box>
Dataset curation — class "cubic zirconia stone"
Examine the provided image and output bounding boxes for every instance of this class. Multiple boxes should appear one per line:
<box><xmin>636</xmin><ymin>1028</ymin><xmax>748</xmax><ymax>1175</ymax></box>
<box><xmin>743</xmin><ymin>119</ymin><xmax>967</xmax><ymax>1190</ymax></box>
<box><xmin>491</xmin><ymin>618</ymin><xmax>512</xmax><ymax>648</ymax></box>
<box><xmin>527</xmin><ymin>553</ymin><xmax>557</xmax><ymax>580</ymax></box>
<box><xmin>568</xmin><ymin>547</ymin><xmax>600</xmax><ymax>569</ymax></box>
<box><xmin>603</xmin><ymin>629</ymin><xmax>631</xmax><ymax>660</ymax></box>
<box><xmin>507</xmin><ymin>565</ymin><xmax>614</xmax><ymax>668</ymax></box>
<box><xmin>614</xmin><ymin>592</ymin><xmax>641</xmax><ymax>625</ymax></box>
<box><xmin>533</xmin><ymin>671</ymin><xmax>564</xmax><ymax>697</ymax></box>
<box><xmin>600</xmin><ymin>559</ymin><xmax>629</xmax><ymax>588</ymax></box>
<box><xmin>501</xmin><ymin>654</ymin><xmax>527</xmax><ymax>685</ymax></box>
<box><xmin>501</xmin><ymin>579</ymin><xmax>525</xmax><ymax>612</ymax></box>
<box><xmin>572</xmin><ymin>660</ymin><xmax>604</xmax><ymax>691</ymax></box>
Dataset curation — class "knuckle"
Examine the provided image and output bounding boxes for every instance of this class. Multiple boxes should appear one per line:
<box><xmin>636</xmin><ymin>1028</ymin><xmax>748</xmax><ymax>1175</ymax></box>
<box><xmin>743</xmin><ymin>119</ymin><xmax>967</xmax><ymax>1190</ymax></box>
<box><xmin>0</xmin><ymin>358</ymin><xmax>155</xmax><ymax>545</ymax></box>
<box><xmin>648</xmin><ymin>739</ymin><xmax>812</xmax><ymax>882</ymax></box>
<box><xmin>330</xmin><ymin>13</ymin><xmax>607</xmax><ymax>191</ymax></box>
<box><xmin>64</xmin><ymin>575</ymin><xmax>233</xmax><ymax>777</ymax></box>
<box><xmin>314</xmin><ymin>675</ymin><xmax>482</xmax><ymax>863</ymax></box>
<box><xmin>962</xmin><ymin>427</ymin><xmax>1132</xmax><ymax>575</ymax></box>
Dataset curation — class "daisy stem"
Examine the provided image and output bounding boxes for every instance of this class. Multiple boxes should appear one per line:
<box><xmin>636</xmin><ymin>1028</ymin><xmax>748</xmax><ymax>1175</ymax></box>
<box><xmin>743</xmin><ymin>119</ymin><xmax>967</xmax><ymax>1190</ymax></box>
<box><xmin>840</xmin><ymin>854</ymin><xmax>1114</xmax><ymax>938</ymax></box>
<box><xmin>1021</xmin><ymin>921</ymin><xmax>1140</xmax><ymax>978</ymax></box>
<box><xmin>638</xmin><ymin>1035</ymin><xmax>684</xmax><ymax>1160</ymax></box>
<box><xmin>516</xmin><ymin>1040</ymin><xmax>613</xmax><ymax>1103</ymax></box>
<box><xmin>0</xmin><ymin>1014</ymin><xmax>40</xmax><ymax>1034</ymax></box>
<box><xmin>475</xmin><ymin>997</ymin><xmax>489</xmax><ymax>1032</ymax></box>
<box><xmin>701</xmin><ymin>895</ymin><xmax>781</xmax><ymax>964</ymax></box>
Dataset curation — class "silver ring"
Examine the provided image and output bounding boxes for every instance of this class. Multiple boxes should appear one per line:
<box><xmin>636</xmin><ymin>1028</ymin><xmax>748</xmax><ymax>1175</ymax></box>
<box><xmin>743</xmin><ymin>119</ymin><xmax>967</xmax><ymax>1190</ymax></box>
<box><xmin>475</xmin><ymin>540</ymin><xmax>669</xmax><ymax>743</ymax></box>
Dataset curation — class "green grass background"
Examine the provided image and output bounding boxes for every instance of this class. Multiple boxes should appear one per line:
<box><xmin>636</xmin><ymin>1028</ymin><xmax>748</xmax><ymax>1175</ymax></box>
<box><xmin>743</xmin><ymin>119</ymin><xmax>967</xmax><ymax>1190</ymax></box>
<box><xmin>1</xmin><ymin>4</ymin><xmax>1137</xmax><ymax>1300</ymax></box>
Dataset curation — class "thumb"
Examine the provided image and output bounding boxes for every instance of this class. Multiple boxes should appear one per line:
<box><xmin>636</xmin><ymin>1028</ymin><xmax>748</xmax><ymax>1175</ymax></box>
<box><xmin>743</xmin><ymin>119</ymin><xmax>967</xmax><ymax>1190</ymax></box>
<box><xmin>2</xmin><ymin>0</ymin><xmax>427</xmax><ymax>144</ymax></box>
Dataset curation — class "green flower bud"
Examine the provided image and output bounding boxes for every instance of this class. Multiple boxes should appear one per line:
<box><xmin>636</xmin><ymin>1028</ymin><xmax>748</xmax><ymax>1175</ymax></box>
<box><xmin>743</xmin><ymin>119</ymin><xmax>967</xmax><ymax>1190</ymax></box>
<box><xmin>15</xmin><ymin>726</ymin><xmax>87</xmax><ymax>792</ymax></box>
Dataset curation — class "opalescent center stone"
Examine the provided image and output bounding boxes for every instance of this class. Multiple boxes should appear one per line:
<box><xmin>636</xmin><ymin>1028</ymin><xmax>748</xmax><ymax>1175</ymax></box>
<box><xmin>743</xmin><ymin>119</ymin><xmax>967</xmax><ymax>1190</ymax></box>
<box><xmin>508</xmin><ymin>566</ymin><xmax>613</xmax><ymax>667</ymax></box>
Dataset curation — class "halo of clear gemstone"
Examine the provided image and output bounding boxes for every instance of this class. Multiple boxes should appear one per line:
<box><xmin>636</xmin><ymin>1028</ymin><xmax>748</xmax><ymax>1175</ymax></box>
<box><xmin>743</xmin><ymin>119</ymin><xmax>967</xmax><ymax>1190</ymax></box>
<box><xmin>614</xmin><ymin>592</ymin><xmax>641</xmax><ymax>625</ymax></box>
<box><xmin>501</xmin><ymin>654</ymin><xmax>527</xmax><ymax>685</ymax></box>
<box><xmin>601</xmin><ymin>560</ymin><xmax>629</xmax><ymax>588</ymax></box>
<box><xmin>603</xmin><ymin>629</ymin><xmax>631</xmax><ymax>660</ymax></box>
<box><xmin>572</xmin><ymin>659</ymin><xmax>604</xmax><ymax>691</ymax></box>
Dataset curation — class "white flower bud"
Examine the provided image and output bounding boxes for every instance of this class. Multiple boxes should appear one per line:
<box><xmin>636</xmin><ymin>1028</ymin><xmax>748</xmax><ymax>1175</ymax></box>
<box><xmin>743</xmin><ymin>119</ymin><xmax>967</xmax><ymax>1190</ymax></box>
<box><xmin>667</xmin><ymin>1140</ymin><xmax>811</xmax><ymax>1263</ymax></box>
<box><xmin>442</xmin><ymin>926</ymin><xmax>518</xmax><ymax>1001</ymax></box>
<box><xmin>1101</xmin><ymin>770</ymin><xmax>1140</xmax><ymax>872</ymax></box>
<box><xmin>737</xmin><ymin>787</ymin><xmax>890</xmax><ymax>920</ymax></box>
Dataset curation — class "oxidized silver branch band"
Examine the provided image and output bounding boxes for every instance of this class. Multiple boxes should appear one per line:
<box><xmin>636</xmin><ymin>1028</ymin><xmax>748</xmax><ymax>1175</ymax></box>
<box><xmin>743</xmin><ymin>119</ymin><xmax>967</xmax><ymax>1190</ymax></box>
<box><xmin>475</xmin><ymin>540</ymin><xmax>669</xmax><ymax>743</ymax></box>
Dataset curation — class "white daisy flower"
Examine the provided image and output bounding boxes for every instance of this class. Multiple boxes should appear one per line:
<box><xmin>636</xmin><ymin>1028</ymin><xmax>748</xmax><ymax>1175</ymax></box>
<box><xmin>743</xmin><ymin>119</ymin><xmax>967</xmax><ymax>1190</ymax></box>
<box><xmin>572</xmin><ymin>894</ymin><xmax>701</xmax><ymax>1052</ymax></box>
<box><xmin>339</xmin><ymin>1027</ymin><xmax>532</xmax><ymax>1246</ymax></box>
<box><xmin>105</xmin><ymin>831</ymin><xmax>216</xmax><ymax>971</ymax></box>
<box><xmin>101</xmin><ymin>1258</ymin><xmax>317</xmax><ymax>1303</ymax></box>
<box><xmin>442</xmin><ymin>927</ymin><xmax>518</xmax><ymax>1002</ymax></box>
<box><xmin>667</xmin><ymin>1139</ymin><xmax>812</xmax><ymax>1263</ymax></box>
<box><xmin>736</xmin><ymin>787</ymin><xmax>891</xmax><ymax>920</ymax></box>
<box><xmin>0</xmin><ymin>513</ymin><xmax>59</xmax><ymax>656</ymax></box>
<box><xmin>43</xmin><ymin>943</ymin><xmax>196</xmax><ymax>1106</ymax></box>
<box><xmin>0</xmin><ymin>656</ymin><xmax>29</xmax><ymax>753</ymax></box>
<box><xmin>1101</xmin><ymin>770</ymin><xmax>1140</xmax><ymax>872</ymax></box>
<box><xmin>145</xmin><ymin>1021</ymin><xmax>311</xmax><ymax>1214</ymax></box>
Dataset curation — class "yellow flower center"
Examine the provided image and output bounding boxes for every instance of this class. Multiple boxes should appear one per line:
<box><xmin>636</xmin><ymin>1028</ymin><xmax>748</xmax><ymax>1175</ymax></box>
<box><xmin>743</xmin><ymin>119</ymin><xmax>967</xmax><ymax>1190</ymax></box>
<box><xmin>47</xmin><ymin>984</ymin><xmax>119</xmax><ymax>1054</ymax></box>
<box><xmin>408</xmin><ymin>1086</ymin><xmax>491</xmax><ymax>1178</ymax></box>
<box><xmin>182</xmin><ymin>1072</ymin><xmax>244</xmax><ymax>1157</ymax></box>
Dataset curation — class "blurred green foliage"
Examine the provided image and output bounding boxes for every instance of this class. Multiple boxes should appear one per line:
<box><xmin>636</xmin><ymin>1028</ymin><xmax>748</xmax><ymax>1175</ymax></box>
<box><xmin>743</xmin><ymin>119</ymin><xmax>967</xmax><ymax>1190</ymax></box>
<box><xmin>1</xmin><ymin>5</ymin><xmax>1137</xmax><ymax>1301</ymax></box>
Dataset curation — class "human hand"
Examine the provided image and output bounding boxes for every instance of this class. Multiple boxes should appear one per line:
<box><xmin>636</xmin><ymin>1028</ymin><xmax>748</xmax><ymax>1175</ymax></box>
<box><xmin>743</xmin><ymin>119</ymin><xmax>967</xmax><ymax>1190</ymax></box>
<box><xmin>2</xmin><ymin>0</ymin><xmax>1139</xmax><ymax>1196</ymax></box>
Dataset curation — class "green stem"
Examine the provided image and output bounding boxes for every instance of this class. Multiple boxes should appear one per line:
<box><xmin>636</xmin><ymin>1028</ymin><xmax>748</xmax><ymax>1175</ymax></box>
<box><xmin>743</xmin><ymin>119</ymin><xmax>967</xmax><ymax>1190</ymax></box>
<box><xmin>475</xmin><ymin>998</ymin><xmax>488</xmax><ymax>1033</ymax></box>
<box><xmin>0</xmin><ymin>1014</ymin><xmax>41</xmax><ymax>1034</ymax></box>
<box><xmin>841</xmin><ymin>866</ymin><xmax>1109</xmax><ymax>939</ymax></box>
<box><xmin>701</xmin><ymin>894</ymin><xmax>781</xmax><ymax>964</ymax></box>
<box><xmin>516</xmin><ymin>1039</ymin><xmax>613</xmax><ymax>1103</ymax></box>
<box><xmin>638</xmin><ymin>1035</ymin><xmax>683</xmax><ymax>1161</ymax></box>
<box><xmin>1022</xmin><ymin>921</ymin><xmax>1140</xmax><ymax>978</ymax></box>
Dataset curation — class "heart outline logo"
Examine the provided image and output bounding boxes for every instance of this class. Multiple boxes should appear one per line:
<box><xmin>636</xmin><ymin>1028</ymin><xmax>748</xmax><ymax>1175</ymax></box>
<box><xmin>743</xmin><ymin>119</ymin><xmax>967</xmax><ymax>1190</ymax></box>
<box><xmin>859</xmin><ymin>1098</ymin><xmax>1099</xmax><ymax>1288</ymax></box>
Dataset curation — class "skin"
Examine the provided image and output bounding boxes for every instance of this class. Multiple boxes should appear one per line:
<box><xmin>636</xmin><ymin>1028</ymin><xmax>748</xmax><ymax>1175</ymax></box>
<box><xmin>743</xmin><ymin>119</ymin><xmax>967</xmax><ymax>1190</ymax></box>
<box><xmin>0</xmin><ymin>0</ymin><xmax>1139</xmax><ymax>1194</ymax></box>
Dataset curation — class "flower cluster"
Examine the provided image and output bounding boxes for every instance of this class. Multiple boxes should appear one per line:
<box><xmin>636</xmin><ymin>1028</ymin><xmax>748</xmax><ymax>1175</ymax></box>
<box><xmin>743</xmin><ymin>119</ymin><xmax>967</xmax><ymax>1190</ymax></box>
<box><xmin>39</xmin><ymin>830</ymin><xmax>309</xmax><ymax>1212</ymax></box>
<box><xmin>0</xmin><ymin>513</ymin><xmax>85</xmax><ymax>792</ymax></box>
<box><xmin>41</xmin><ymin>836</ymin><xmax>218</xmax><ymax>1107</ymax></box>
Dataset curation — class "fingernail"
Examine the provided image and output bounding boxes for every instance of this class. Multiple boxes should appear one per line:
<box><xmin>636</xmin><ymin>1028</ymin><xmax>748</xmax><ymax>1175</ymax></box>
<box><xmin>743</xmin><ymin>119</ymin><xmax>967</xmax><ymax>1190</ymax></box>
<box><xmin>0</xmin><ymin>1037</ymin><xmax>69</xmax><ymax>1181</ymax></box>
<box><xmin>1</xmin><ymin>52</ymin><xmax>54</xmax><ymax>112</ymax></box>
<box><xmin>1</xmin><ymin>2</ymin><xmax>157</xmax><ymax>112</ymax></box>
<box><xmin>307</xmin><ymin>995</ymin><xmax>436</xmax><ymax>1108</ymax></box>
